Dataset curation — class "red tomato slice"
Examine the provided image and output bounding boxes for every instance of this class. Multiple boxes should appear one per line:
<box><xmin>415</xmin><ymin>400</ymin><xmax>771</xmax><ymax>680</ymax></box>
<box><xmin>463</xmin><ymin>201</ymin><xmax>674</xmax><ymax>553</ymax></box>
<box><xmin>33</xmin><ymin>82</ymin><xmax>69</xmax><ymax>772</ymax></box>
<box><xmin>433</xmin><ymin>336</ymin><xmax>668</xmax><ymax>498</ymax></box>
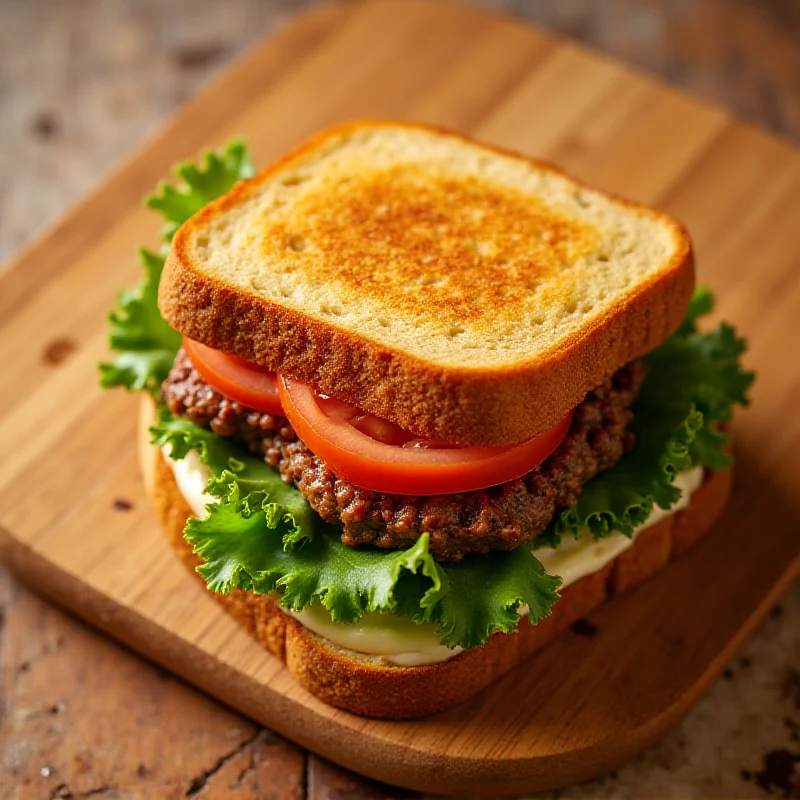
<box><xmin>278</xmin><ymin>375</ymin><xmax>573</xmax><ymax>495</ymax></box>
<box><xmin>183</xmin><ymin>338</ymin><xmax>283</xmax><ymax>417</ymax></box>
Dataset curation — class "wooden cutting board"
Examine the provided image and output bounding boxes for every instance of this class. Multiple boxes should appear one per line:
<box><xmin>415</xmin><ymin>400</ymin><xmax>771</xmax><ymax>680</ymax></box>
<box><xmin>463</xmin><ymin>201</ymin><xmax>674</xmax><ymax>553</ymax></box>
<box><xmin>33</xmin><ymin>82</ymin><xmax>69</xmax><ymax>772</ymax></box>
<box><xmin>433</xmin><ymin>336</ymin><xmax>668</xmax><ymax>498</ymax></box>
<box><xmin>1</xmin><ymin>0</ymin><xmax>798</xmax><ymax>795</ymax></box>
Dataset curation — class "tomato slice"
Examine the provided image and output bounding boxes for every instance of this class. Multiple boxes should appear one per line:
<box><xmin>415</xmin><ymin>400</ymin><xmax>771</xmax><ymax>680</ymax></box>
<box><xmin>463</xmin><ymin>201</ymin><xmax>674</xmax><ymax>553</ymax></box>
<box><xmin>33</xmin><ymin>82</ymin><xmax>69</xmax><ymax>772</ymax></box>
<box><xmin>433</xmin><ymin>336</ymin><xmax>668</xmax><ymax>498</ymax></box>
<box><xmin>183</xmin><ymin>338</ymin><xmax>283</xmax><ymax>416</ymax></box>
<box><xmin>183</xmin><ymin>340</ymin><xmax>574</xmax><ymax>494</ymax></box>
<box><xmin>278</xmin><ymin>375</ymin><xmax>573</xmax><ymax>495</ymax></box>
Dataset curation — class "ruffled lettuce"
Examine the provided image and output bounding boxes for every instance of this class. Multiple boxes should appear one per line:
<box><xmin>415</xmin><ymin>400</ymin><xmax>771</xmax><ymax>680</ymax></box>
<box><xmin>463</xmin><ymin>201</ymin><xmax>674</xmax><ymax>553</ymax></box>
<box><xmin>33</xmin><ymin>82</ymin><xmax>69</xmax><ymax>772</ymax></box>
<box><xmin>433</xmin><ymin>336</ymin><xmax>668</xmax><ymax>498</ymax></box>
<box><xmin>537</xmin><ymin>287</ymin><xmax>754</xmax><ymax>548</ymax></box>
<box><xmin>97</xmin><ymin>246</ymin><xmax>181</xmax><ymax>393</ymax></box>
<box><xmin>150</xmin><ymin>407</ymin><xmax>313</xmax><ymax>548</ymax></box>
<box><xmin>98</xmin><ymin>141</ymin><xmax>253</xmax><ymax>394</ymax></box>
<box><xmin>146</xmin><ymin>141</ymin><xmax>254</xmax><ymax>242</ymax></box>
<box><xmin>154</xmin><ymin>411</ymin><xmax>562</xmax><ymax>649</ymax></box>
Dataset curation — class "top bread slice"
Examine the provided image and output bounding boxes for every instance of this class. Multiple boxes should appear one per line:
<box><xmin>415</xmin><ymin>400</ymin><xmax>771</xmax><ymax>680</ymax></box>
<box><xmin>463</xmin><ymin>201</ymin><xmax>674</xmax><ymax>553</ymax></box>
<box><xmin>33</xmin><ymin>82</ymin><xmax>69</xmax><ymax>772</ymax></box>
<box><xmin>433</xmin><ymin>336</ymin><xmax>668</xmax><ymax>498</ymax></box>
<box><xmin>159</xmin><ymin>121</ymin><xmax>693</xmax><ymax>446</ymax></box>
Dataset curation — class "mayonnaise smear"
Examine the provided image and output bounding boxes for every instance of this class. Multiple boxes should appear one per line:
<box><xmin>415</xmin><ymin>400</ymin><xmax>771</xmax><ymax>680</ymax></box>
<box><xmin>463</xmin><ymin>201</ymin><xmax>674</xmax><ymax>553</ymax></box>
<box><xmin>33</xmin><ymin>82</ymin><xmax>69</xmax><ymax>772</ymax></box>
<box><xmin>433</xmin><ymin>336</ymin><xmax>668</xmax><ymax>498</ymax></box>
<box><xmin>166</xmin><ymin>448</ymin><xmax>703</xmax><ymax>666</ymax></box>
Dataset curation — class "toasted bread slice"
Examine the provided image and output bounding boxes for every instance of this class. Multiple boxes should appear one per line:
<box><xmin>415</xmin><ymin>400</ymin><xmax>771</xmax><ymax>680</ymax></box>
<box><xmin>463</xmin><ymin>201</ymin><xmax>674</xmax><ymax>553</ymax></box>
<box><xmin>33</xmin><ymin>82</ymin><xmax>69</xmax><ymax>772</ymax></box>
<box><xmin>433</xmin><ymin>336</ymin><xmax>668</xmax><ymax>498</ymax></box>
<box><xmin>160</xmin><ymin>121</ymin><xmax>693</xmax><ymax>445</ymax></box>
<box><xmin>140</xmin><ymin>400</ymin><xmax>731</xmax><ymax>720</ymax></box>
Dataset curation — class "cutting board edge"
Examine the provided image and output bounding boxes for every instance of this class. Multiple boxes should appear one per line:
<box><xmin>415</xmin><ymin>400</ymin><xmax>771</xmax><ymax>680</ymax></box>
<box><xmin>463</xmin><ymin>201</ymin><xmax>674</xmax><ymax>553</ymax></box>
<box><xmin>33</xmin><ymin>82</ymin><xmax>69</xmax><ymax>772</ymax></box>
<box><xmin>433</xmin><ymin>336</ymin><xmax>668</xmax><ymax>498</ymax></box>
<box><xmin>2</xmin><ymin>522</ymin><xmax>797</xmax><ymax>797</ymax></box>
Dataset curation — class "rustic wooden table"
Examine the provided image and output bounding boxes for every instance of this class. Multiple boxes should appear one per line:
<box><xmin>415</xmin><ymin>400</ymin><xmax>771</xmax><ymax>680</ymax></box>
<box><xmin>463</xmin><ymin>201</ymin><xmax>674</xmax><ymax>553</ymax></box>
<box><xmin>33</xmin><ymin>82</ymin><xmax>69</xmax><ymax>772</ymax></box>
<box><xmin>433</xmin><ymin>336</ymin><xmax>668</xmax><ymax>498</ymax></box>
<box><xmin>1</xmin><ymin>1</ymin><xmax>798</xmax><ymax>798</ymax></box>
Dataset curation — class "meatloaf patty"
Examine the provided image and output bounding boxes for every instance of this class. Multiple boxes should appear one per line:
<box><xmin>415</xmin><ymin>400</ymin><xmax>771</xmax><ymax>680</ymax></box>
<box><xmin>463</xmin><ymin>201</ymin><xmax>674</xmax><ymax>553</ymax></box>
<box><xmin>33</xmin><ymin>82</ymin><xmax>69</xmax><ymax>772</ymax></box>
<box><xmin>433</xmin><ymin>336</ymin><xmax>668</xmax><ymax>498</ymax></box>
<box><xmin>162</xmin><ymin>350</ymin><xmax>645</xmax><ymax>562</ymax></box>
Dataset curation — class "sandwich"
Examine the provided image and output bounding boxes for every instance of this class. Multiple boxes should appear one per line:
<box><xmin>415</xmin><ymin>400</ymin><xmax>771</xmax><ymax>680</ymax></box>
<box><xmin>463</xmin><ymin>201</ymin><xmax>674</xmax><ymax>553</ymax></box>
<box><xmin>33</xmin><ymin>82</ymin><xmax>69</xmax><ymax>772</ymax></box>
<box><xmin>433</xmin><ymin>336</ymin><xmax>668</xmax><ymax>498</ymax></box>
<box><xmin>100</xmin><ymin>121</ymin><xmax>754</xmax><ymax>719</ymax></box>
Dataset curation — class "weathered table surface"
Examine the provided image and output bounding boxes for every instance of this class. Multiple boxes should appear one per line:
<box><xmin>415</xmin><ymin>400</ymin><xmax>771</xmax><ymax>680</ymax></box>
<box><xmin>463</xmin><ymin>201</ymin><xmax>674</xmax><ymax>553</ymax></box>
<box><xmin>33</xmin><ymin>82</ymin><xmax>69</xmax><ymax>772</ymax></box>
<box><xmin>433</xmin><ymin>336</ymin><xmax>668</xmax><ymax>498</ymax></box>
<box><xmin>1</xmin><ymin>1</ymin><xmax>798</xmax><ymax>798</ymax></box>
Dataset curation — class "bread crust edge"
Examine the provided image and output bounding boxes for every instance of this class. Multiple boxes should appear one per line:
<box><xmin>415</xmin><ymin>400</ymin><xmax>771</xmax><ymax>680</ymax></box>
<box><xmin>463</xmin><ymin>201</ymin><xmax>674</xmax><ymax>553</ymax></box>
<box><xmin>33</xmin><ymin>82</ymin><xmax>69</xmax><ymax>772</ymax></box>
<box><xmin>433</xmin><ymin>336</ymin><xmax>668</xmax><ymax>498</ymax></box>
<box><xmin>140</xmin><ymin>398</ymin><xmax>732</xmax><ymax>720</ymax></box>
<box><xmin>158</xmin><ymin>120</ymin><xmax>695</xmax><ymax>446</ymax></box>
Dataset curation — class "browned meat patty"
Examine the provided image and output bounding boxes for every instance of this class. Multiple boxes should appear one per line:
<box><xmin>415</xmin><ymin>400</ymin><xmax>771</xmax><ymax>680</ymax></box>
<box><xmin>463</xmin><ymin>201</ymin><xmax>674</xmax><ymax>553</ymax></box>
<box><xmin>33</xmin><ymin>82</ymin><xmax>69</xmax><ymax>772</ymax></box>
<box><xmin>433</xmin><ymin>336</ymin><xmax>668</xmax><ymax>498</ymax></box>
<box><xmin>162</xmin><ymin>350</ymin><xmax>645</xmax><ymax>562</ymax></box>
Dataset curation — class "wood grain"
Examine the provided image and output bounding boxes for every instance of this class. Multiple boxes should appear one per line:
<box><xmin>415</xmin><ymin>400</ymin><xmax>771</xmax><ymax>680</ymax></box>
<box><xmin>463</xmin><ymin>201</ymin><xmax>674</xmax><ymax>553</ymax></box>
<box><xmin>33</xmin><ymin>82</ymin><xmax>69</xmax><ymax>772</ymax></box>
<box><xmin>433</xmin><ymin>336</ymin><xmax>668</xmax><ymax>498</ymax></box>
<box><xmin>0</xmin><ymin>569</ymin><xmax>305</xmax><ymax>799</ymax></box>
<box><xmin>3</xmin><ymin>1</ymin><xmax>797</xmax><ymax>267</ymax></box>
<box><xmin>0</xmin><ymin>0</ymin><xmax>798</xmax><ymax>796</ymax></box>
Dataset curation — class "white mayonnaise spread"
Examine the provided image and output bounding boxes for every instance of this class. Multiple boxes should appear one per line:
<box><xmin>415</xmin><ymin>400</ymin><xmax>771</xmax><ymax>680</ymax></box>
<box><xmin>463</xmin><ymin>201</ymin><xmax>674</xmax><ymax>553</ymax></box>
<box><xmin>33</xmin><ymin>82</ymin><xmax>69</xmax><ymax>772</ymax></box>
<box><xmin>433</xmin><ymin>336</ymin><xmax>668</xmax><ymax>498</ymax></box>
<box><xmin>164</xmin><ymin>446</ymin><xmax>703</xmax><ymax>667</ymax></box>
<box><xmin>169</xmin><ymin>449</ymin><xmax>217</xmax><ymax>517</ymax></box>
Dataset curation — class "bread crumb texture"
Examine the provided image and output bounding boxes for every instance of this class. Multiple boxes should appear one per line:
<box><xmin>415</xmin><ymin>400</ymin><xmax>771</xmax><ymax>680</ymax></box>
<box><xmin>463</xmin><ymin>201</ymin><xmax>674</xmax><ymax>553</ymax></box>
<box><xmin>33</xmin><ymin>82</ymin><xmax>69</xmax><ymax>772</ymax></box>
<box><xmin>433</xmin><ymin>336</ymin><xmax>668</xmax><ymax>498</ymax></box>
<box><xmin>183</xmin><ymin>123</ymin><xmax>685</xmax><ymax>368</ymax></box>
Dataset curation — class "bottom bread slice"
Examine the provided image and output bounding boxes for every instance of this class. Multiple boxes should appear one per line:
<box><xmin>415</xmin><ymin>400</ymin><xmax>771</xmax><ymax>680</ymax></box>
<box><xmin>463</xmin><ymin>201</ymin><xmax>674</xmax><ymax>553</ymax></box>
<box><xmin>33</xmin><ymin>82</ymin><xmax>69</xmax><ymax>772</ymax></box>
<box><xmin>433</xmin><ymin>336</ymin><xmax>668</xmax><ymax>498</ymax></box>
<box><xmin>141</xmin><ymin>412</ymin><xmax>732</xmax><ymax>720</ymax></box>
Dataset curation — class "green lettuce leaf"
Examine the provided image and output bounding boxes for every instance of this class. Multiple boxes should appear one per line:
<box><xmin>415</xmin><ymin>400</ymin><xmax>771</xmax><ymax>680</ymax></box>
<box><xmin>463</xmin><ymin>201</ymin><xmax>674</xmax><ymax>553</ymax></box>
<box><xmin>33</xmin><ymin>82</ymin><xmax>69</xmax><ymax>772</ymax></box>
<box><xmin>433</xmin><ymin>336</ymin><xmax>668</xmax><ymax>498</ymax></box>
<box><xmin>676</xmin><ymin>284</ymin><xmax>715</xmax><ymax>335</ymax></box>
<box><xmin>151</xmin><ymin>408</ymin><xmax>314</xmax><ymax>549</ymax></box>
<box><xmin>146</xmin><ymin>140</ymin><xmax>254</xmax><ymax>242</ymax></box>
<box><xmin>99</xmin><ymin>140</ymin><xmax>254</xmax><ymax>395</ymax></box>
<box><xmin>432</xmin><ymin>547</ymin><xmax>562</xmax><ymax>649</ymax></box>
<box><xmin>184</xmin><ymin>467</ymin><xmax>561</xmax><ymax>648</ymax></box>
<box><xmin>153</xmin><ymin>406</ymin><xmax>561</xmax><ymax>648</ymax></box>
<box><xmin>540</xmin><ymin>287</ymin><xmax>754</xmax><ymax>547</ymax></box>
<box><xmin>98</xmin><ymin>247</ymin><xmax>181</xmax><ymax>393</ymax></box>
<box><xmin>186</xmin><ymin>482</ymin><xmax>447</xmax><ymax>623</ymax></box>
<box><xmin>151</xmin><ymin>404</ymin><xmax>245</xmax><ymax>473</ymax></box>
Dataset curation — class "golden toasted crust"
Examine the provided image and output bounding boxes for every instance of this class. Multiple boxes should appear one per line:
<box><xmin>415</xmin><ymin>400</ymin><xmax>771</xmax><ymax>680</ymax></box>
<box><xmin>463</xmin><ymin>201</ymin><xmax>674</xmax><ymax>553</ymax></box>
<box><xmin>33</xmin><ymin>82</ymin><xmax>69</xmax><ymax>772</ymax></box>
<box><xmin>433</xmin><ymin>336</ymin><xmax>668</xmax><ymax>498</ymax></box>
<box><xmin>142</xmin><ymin>411</ymin><xmax>730</xmax><ymax>719</ymax></box>
<box><xmin>159</xmin><ymin>120</ymin><xmax>694</xmax><ymax>446</ymax></box>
